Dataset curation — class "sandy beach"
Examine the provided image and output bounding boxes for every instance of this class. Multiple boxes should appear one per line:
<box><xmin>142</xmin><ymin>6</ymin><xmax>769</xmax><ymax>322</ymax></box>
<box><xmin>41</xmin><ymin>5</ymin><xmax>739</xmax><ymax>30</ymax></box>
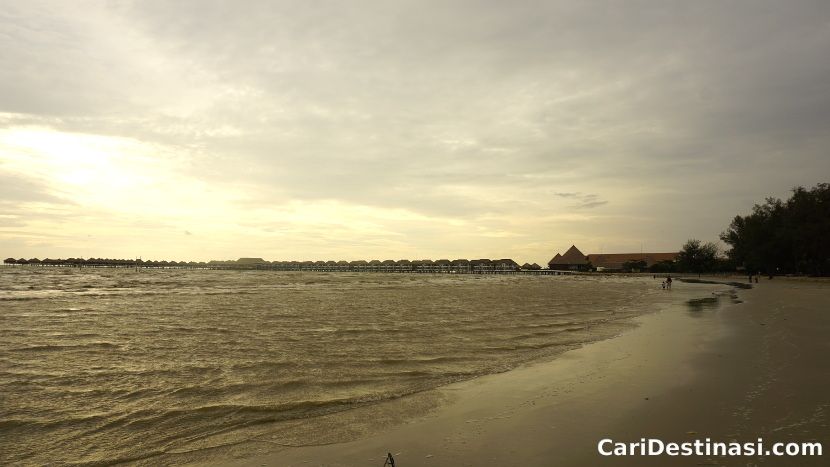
<box><xmin>209</xmin><ymin>279</ymin><xmax>829</xmax><ymax>467</ymax></box>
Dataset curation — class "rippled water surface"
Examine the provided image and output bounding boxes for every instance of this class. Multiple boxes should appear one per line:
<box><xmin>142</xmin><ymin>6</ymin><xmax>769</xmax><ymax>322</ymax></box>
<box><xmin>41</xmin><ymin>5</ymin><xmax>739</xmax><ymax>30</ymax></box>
<box><xmin>0</xmin><ymin>267</ymin><xmax>718</xmax><ymax>465</ymax></box>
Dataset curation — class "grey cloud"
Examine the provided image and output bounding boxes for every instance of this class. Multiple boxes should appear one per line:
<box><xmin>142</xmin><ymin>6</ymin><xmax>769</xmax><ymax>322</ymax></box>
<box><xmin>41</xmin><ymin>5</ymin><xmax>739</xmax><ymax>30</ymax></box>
<box><xmin>0</xmin><ymin>173</ymin><xmax>71</xmax><ymax>206</ymax></box>
<box><xmin>2</xmin><ymin>1</ymin><xmax>830</xmax><ymax>242</ymax></box>
<box><xmin>576</xmin><ymin>200</ymin><xmax>608</xmax><ymax>210</ymax></box>
<box><xmin>552</xmin><ymin>192</ymin><xmax>607</xmax><ymax>210</ymax></box>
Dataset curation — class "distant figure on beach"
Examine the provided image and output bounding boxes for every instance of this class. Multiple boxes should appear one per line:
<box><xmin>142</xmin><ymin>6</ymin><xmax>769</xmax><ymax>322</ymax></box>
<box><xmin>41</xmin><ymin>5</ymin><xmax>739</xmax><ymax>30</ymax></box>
<box><xmin>661</xmin><ymin>281</ymin><xmax>666</xmax><ymax>289</ymax></box>
<box><xmin>748</xmin><ymin>273</ymin><xmax>753</xmax><ymax>283</ymax></box>
<box><xmin>666</xmin><ymin>276</ymin><xmax>673</xmax><ymax>290</ymax></box>
<box><xmin>755</xmin><ymin>275</ymin><xmax>759</xmax><ymax>283</ymax></box>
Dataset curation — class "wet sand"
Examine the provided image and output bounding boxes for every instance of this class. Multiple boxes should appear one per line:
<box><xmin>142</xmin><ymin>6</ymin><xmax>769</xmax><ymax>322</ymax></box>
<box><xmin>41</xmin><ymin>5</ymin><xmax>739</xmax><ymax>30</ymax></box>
<box><xmin>218</xmin><ymin>279</ymin><xmax>829</xmax><ymax>467</ymax></box>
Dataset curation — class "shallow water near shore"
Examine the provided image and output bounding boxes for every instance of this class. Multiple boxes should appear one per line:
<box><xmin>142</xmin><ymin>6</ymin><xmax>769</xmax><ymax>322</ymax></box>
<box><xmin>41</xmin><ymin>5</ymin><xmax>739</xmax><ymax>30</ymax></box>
<box><xmin>0</xmin><ymin>268</ymin><xmax>726</xmax><ymax>465</ymax></box>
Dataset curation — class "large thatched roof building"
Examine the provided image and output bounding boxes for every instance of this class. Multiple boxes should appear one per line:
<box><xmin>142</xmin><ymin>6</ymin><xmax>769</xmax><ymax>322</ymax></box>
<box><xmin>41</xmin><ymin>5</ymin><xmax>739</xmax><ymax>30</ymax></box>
<box><xmin>548</xmin><ymin>245</ymin><xmax>589</xmax><ymax>271</ymax></box>
<box><xmin>587</xmin><ymin>252</ymin><xmax>679</xmax><ymax>271</ymax></box>
<box><xmin>547</xmin><ymin>244</ymin><xmax>679</xmax><ymax>271</ymax></box>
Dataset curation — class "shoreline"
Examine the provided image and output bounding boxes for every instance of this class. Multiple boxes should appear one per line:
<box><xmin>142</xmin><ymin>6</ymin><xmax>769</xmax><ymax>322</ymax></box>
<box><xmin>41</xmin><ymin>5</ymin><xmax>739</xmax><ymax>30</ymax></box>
<box><xmin>178</xmin><ymin>282</ymin><xmax>714</xmax><ymax>465</ymax></box>
<box><xmin>198</xmin><ymin>279</ymin><xmax>829</xmax><ymax>467</ymax></box>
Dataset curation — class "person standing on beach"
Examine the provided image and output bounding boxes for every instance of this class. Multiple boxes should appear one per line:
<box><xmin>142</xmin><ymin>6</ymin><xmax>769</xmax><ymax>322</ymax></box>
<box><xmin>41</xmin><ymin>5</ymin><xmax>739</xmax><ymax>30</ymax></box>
<box><xmin>666</xmin><ymin>276</ymin><xmax>673</xmax><ymax>290</ymax></box>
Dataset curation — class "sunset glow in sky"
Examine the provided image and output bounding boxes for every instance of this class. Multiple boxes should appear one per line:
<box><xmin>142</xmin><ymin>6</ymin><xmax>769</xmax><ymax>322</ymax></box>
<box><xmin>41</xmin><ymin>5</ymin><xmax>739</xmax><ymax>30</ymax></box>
<box><xmin>2</xmin><ymin>1</ymin><xmax>829</xmax><ymax>263</ymax></box>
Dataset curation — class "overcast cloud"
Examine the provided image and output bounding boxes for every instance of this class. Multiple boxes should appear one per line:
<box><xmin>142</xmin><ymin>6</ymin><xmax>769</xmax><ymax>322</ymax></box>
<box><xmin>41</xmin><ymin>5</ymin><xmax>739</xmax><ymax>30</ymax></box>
<box><xmin>1</xmin><ymin>0</ymin><xmax>829</xmax><ymax>263</ymax></box>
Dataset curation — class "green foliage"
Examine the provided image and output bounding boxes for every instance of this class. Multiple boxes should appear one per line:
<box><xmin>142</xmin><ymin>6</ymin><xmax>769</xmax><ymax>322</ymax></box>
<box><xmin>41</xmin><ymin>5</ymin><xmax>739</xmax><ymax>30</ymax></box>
<box><xmin>649</xmin><ymin>260</ymin><xmax>676</xmax><ymax>273</ymax></box>
<box><xmin>677</xmin><ymin>239</ymin><xmax>720</xmax><ymax>274</ymax></box>
<box><xmin>713</xmin><ymin>257</ymin><xmax>737</xmax><ymax>273</ymax></box>
<box><xmin>720</xmin><ymin>183</ymin><xmax>830</xmax><ymax>276</ymax></box>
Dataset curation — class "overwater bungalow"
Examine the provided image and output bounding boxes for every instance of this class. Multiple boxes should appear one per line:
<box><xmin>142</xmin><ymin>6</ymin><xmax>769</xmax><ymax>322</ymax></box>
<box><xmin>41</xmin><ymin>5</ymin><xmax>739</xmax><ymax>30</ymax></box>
<box><xmin>434</xmin><ymin>259</ymin><xmax>451</xmax><ymax>273</ymax></box>
<box><xmin>368</xmin><ymin>260</ymin><xmax>382</xmax><ymax>272</ymax></box>
<box><xmin>4</xmin><ymin>255</ymin><xmax>538</xmax><ymax>274</ymax></box>
<box><xmin>418</xmin><ymin>259</ymin><xmax>435</xmax><ymax>273</ymax></box>
<box><xmin>470</xmin><ymin>259</ymin><xmax>494</xmax><ymax>273</ymax></box>
<box><xmin>494</xmin><ymin>259</ymin><xmax>520</xmax><ymax>271</ymax></box>
<box><xmin>451</xmin><ymin>259</ymin><xmax>470</xmax><ymax>273</ymax></box>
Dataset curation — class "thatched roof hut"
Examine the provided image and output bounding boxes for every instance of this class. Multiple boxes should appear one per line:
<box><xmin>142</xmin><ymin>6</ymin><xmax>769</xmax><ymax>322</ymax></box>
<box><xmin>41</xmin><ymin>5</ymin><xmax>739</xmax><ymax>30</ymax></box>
<box><xmin>548</xmin><ymin>245</ymin><xmax>588</xmax><ymax>270</ymax></box>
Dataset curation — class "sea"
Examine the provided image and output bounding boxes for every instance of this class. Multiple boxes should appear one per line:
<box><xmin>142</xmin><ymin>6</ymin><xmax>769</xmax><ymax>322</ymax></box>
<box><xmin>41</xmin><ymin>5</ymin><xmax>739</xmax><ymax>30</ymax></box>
<box><xmin>0</xmin><ymin>267</ymin><xmax>728</xmax><ymax>465</ymax></box>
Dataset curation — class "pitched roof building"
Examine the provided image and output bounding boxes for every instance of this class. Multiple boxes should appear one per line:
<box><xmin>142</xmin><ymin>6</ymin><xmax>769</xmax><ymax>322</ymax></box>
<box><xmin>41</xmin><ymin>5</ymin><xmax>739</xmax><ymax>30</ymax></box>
<box><xmin>587</xmin><ymin>252</ymin><xmax>679</xmax><ymax>271</ymax></box>
<box><xmin>547</xmin><ymin>245</ymin><xmax>679</xmax><ymax>271</ymax></box>
<box><xmin>548</xmin><ymin>245</ymin><xmax>589</xmax><ymax>270</ymax></box>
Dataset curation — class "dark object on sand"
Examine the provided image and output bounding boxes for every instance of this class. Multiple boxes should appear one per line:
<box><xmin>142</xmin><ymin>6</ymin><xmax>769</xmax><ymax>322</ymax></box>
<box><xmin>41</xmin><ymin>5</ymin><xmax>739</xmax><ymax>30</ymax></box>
<box><xmin>384</xmin><ymin>452</ymin><xmax>396</xmax><ymax>466</ymax></box>
<box><xmin>687</xmin><ymin>296</ymin><xmax>720</xmax><ymax>311</ymax></box>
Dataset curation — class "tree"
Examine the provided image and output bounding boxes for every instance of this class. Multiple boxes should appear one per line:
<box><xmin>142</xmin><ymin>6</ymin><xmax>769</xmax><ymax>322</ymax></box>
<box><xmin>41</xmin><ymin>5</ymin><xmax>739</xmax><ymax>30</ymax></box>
<box><xmin>721</xmin><ymin>183</ymin><xmax>830</xmax><ymax>275</ymax></box>
<box><xmin>649</xmin><ymin>260</ymin><xmax>676</xmax><ymax>273</ymax></box>
<box><xmin>677</xmin><ymin>239</ymin><xmax>719</xmax><ymax>275</ymax></box>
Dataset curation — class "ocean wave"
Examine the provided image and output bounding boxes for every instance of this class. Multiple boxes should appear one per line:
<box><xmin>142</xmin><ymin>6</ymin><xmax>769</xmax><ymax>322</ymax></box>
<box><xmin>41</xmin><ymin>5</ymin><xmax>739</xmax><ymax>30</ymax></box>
<box><xmin>0</xmin><ymin>268</ymin><xmax>732</xmax><ymax>465</ymax></box>
<box><xmin>0</xmin><ymin>292</ymin><xmax>62</xmax><ymax>301</ymax></box>
<box><xmin>84</xmin><ymin>398</ymin><xmax>362</xmax><ymax>440</ymax></box>
<box><xmin>11</xmin><ymin>342</ymin><xmax>121</xmax><ymax>352</ymax></box>
<box><xmin>0</xmin><ymin>413</ymin><xmax>112</xmax><ymax>432</ymax></box>
<box><xmin>372</xmin><ymin>355</ymin><xmax>465</xmax><ymax>365</ymax></box>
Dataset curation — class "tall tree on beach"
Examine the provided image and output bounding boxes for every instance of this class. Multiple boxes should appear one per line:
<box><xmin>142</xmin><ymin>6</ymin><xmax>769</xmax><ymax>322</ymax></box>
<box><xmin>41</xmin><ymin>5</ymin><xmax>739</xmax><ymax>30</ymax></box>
<box><xmin>720</xmin><ymin>183</ymin><xmax>830</xmax><ymax>276</ymax></box>
<box><xmin>677</xmin><ymin>239</ymin><xmax>720</xmax><ymax>275</ymax></box>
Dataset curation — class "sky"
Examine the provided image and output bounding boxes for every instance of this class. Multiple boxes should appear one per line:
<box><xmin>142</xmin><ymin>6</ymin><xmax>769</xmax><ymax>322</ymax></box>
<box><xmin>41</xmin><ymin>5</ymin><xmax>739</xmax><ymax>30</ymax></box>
<box><xmin>1</xmin><ymin>0</ymin><xmax>829</xmax><ymax>264</ymax></box>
